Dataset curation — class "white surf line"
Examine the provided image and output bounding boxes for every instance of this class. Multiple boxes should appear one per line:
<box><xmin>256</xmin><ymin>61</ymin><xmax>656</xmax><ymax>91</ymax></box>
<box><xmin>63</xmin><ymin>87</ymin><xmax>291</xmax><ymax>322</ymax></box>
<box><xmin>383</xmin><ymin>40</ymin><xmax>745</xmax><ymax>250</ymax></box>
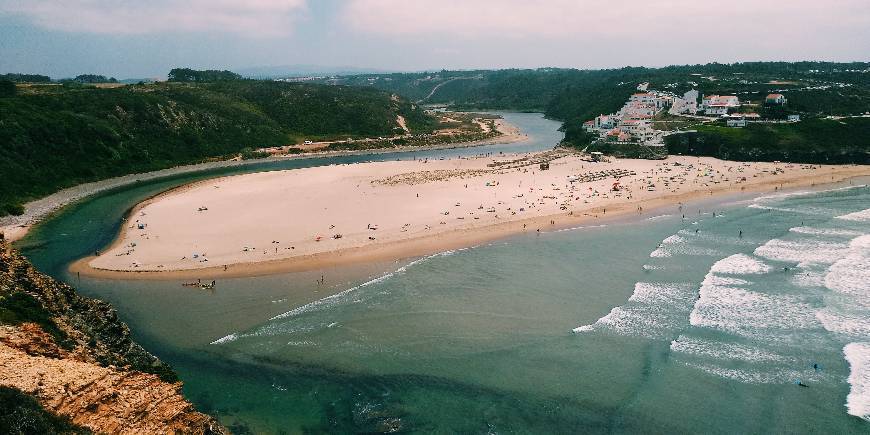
<box><xmin>837</xmin><ymin>208</ymin><xmax>870</xmax><ymax>222</ymax></box>
<box><xmin>572</xmin><ymin>282</ymin><xmax>694</xmax><ymax>337</ymax></box>
<box><xmin>689</xmin><ymin>253</ymin><xmax>821</xmax><ymax>338</ymax></box>
<box><xmin>670</xmin><ymin>335</ymin><xmax>788</xmax><ymax>364</ymax></box>
<box><xmin>752</xmin><ymin>184</ymin><xmax>868</xmax><ymax>204</ymax></box>
<box><xmin>844</xmin><ymin>342</ymin><xmax>870</xmax><ymax>422</ymax></box>
<box><xmin>789</xmin><ymin>226</ymin><xmax>864</xmax><ymax>237</ymax></box>
<box><xmin>210</xmin><ymin>247</ymin><xmax>470</xmax><ymax>345</ymax></box>
<box><xmin>754</xmin><ymin>238</ymin><xmax>849</xmax><ymax>267</ymax></box>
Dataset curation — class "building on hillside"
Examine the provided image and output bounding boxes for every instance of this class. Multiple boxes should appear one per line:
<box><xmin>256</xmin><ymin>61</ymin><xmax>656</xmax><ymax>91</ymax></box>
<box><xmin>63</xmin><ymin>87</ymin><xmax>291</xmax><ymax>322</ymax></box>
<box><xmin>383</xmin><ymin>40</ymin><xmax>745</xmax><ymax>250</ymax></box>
<box><xmin>683</xmin><ymin>89</ymin><xmax>699</xmax><ymax>112</ymax></box>
<box><xmin>637</xmin><ymin>82</ymin><xmax>649</xmax><ymax>91</ymax></box>
<box><xmin>583</xmin><ymin>120</ymin><xmax>595</xmax><ymax>132</ymax></box>
<box><xmin>594</xmin><ymin>114</ymin><xmax>616</xmax><ymax>129</ymax></box>
<box><xmin>726</xmin><ymin>118</ymin><xmax>747</xmax><ymax>128</ymax></box>
<box><xmin>765</xmin><ymin>93</ymin><xmax>787</xmax><ymax>105</ymax></box>
<box><xmin>669</xmin><ymin>89</ymin><xmax>699</xmax><ymax>115</ymax></box>
<box><xmin>629</xmin><ymin>93</ymin><xmax>666</xmax><ymax>110</ymax></box>
<box><xmin>788</xmin><ymin>114</ymin><xmax>801</xmax><ymax>122</ymax></box>
<box><xmin>701</xmin><ymin>95</ymin><xmax>740</xmax><ymax>115</ymax></box>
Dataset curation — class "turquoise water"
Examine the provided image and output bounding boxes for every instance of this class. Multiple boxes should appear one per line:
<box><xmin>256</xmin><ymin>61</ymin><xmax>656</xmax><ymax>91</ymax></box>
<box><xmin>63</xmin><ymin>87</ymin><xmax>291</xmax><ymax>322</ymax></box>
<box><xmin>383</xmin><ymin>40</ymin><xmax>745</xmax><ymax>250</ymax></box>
<box><xmin>16</xmin><ymin>113</ymin><xmax>870</xmax><ymax>433</ymax></box>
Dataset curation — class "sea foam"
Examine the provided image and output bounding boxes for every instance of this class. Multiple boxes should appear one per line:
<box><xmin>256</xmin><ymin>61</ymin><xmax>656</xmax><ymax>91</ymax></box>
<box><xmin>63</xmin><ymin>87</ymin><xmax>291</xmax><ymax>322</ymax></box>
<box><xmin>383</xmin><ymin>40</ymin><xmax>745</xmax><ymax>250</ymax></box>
<box><xmin>754</xmin><ymin>239</ymin><xmax>848</xmax><ymax>266</ymax></box>
<box><xmin>844</xmin><ymin>342</ymin><xmax>870</xmax><ymax>422</ymax></box>
<box><xmin>690</xmin><ymin>272</ymin><xmax>816</xmax><ymax>336</ymax></box>
<box><xmin>670</xmin><ymin>335</ymin><xmax>787</xmax><ymax>363</ymax></box>
<box><xmin>824</xmin><ymin>235</ymin><xmax>870</xmax><ymax>303</ymax></box>
<box><xmin>789</xmin><ymin>226</ymin><xmax>863</xmax><ymax>237</ymax></box>
<box><xmin>573</xmin><ymin>282</ymin><xmax>693</xmax><ymax>337</ymax></box>
<box><xmin>709</xmin><ymin>253</ymin><xmax>771</xmax><ymax>275</ymax></box>
<box><xmin>837</xmin><ymin>208</ymin><xmax>870</xmax><ymax>222</ymax></box>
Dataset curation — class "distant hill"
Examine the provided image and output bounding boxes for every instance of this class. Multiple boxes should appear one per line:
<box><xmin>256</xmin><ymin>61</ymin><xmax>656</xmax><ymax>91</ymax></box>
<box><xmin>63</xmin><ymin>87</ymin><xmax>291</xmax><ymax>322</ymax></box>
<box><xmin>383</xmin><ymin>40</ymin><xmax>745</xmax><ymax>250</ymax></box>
<box><xmin>0</xmin><ymin>77</ymin><xmax>436</xmax><ymax>216</ymax></box>
<box><xmin>324</xmin><ymin>62</ymin><xmax>870</xmax><ymax>160</ymax></box>
<box><xmin>236</xmin><ymin>64</ymin><xmax>395</xmax><ymax>79</ymax></box>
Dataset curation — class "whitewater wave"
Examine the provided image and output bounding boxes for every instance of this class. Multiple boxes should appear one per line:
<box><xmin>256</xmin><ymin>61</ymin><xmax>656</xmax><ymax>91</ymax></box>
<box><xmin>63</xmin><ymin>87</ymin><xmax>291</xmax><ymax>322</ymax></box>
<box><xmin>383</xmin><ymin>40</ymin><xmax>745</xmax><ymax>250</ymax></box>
<box><xmin>837</xmin><ymin>208</ymin><xmax>870</xmax><ymax>222</ymax></box>
<box><xmin>789</xmin><ymin>226</ymin><xmax>863</xmax><ymax>237</ymax></box>
<box><xmin>709</xmin><ymin>253</ymin><xmax>771</xmax><ymax>275</ymax></box>
<box><xmin>680</xmin><ymin>361</ymin><xmax>809</xmax><ymax>385</ymax></box>
<box><xmin>754</xmin><ymin>238</ymin><xmax>848</xmax><ymax>267</ymax></box>
<box><xmin>690</xmin><ymin>272</ymin><xmax>817</xmax><ymax>337</ymax></box>
<box><xmin>752</xmin><ymin>184</ymin><xmax>866</xmax><ymax>204</ymax></box>
<box><xmin>844</xmin><ymin>342</ymin><xmax>870</xmax><ymax>422</ymax></box>
<box><xmin>573</xmin><ymin>282</ymin><xmax>693</xmax><ymax>337</ymax></box>
<box><xmin>816</xmin><ymin>310</ymin><xmax>870</xmax><ymax>338</ymax></box>
<box><xmin>670</xmin><ymin>335</ymin><xmax>787</xmax><ymax>363</ymax></box>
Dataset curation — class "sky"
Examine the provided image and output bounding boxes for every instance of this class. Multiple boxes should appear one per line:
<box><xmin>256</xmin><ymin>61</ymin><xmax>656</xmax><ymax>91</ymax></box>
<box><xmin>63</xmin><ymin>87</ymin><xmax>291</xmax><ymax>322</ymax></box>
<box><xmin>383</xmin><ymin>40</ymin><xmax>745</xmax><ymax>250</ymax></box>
<box><xmin>0</xmin><ymin>0</ymin><xmax>868</xmax><ymax>79</ymax></box>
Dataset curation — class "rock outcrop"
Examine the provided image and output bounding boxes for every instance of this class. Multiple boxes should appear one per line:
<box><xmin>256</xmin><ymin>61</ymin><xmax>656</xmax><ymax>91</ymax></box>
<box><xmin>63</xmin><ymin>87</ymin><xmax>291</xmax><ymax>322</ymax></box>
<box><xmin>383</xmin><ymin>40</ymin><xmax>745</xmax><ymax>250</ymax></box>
<box><xmin>0</xmin><ymin>240</ymin><xmax>226</xmax><ymax>434</ymax></box>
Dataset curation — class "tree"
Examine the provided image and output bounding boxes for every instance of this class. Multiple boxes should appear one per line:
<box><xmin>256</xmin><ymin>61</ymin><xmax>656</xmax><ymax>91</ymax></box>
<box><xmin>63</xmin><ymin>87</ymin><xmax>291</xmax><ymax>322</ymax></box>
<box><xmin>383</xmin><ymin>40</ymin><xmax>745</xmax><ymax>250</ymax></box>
<box><xmin>167</xmin><ymin>68</ymin><xmax>242</xmax><ymax>82</ymax></box>
<box><xmin>0</xmin><ymin>80</ymin><xmax>15</xmax><ymax>97</ymax></box>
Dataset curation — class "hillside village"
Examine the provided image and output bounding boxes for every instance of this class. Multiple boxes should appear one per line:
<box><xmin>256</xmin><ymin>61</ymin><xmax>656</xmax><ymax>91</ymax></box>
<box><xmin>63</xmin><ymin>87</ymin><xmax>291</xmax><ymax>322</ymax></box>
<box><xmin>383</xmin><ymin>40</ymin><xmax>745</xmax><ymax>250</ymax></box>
<box><xmin>581</xmin><ymin>83</ymin><xmax>800</xmax><ymax>154</ymax></box>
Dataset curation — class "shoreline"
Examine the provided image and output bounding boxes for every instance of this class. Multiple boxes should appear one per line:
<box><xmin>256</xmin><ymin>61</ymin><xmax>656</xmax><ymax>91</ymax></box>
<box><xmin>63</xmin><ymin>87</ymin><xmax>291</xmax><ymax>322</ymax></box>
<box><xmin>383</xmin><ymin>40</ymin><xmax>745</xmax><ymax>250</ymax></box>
<box><xmin>0</xmin><ymin>118</ymin><xmax>528</xmax><ymax>244</ymax></box>
<box><xmin>70</xmin><ymin>163</ymin><xmax>870</xmax><ymax>281</ymax></box>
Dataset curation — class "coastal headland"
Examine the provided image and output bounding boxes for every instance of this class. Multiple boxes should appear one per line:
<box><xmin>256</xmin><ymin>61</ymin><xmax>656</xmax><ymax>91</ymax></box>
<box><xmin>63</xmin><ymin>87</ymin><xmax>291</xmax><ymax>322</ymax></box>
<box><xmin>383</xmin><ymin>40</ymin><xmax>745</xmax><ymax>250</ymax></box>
<box><xmin>75</xmin><ymin>151</ymin><xmax>870</xmax><ymax>279</ymax></box>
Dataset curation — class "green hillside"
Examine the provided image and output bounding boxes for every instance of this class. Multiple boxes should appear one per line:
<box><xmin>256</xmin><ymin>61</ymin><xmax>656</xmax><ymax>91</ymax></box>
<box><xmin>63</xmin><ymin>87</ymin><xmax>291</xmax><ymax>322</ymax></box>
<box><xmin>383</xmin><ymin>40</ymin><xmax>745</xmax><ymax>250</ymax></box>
<box><xmin>325</xmin><ymin>62</ymin><xmax>870</xmax><ymax>149</ymax></box>
<box><xmin>665</xmin><ymin>118</ymin><xmax>870</xmax><ymax>164</ymax></box>
<box><xmin>0</xmin><ymin>79</ymin><xmax>435</xmax><ymax>216</ymax></box>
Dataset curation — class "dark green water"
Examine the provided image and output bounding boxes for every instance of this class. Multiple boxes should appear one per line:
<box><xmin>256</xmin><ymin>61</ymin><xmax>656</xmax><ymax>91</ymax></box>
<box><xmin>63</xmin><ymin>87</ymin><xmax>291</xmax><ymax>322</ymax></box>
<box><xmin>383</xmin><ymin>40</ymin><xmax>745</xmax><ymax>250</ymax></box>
<box><xmin>16</xmin><ymin>113</ymin><xmax>870</xmax><ymax>433</ymax></box>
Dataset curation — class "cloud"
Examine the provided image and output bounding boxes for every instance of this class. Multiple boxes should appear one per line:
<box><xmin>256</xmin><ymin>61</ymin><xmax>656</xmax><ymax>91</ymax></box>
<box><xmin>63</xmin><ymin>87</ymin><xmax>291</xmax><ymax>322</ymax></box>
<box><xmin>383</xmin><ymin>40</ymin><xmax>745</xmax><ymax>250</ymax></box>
<box><xmin>340</xmin><ymin>0</ymin><xmax>869</xmax><ymax>43</ymax></box>
<box><xmin>0</xmin><ymin>0</ymin><xmax>308</xmax><ymax>37</ymax></box>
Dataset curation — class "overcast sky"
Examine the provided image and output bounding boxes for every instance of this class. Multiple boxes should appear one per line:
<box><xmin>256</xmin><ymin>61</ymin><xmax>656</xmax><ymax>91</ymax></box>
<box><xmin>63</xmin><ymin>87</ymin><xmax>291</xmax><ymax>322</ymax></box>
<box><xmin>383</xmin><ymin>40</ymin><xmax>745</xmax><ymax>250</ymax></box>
<box><xmin>1</xmin><ymin>0</ymin><xmax>868</xmax><ymax>78</ymax></box>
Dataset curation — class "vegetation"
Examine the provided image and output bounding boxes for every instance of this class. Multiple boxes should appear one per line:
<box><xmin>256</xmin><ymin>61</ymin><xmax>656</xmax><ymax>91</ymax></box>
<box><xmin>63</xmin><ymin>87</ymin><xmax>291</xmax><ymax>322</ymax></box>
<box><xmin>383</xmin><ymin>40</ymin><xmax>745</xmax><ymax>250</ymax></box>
<box><xmin>0</xmin><ymin>73</ymin><xmax>51</xmax><ymax>83</ymax></box>
<box><xmin>0</xmin><ymin>291</ymin><xmax>69</xmax><ymax>347</ymax></box>
<box><xmin>0</xmin><ymin>76</ymin><xmax>435</xmax><ymax>216</ymax></box>
<box><xmin>1</xmin><ymin>63</ymin><xmax>867</xmax><ymax>213</ymax></box>
<box><xmin>665</xmin><ymin>118</ymin><xmax>870</xmax><ymax>164</ymax></box>
<box><xmin>0</xmin><ymin>81</ymin><xmax>15</xmax><ymax>98</ymax></box>
<box><xmin>324</xmin><ymin>62</ymin><xmax>870</xmax><ymax>153</ymax></box>
<box><xmin>0</xmin><ymin>387</ymin><xmax>91</xmax><ymax>434</ymax></box>
<box><xmin>168</xmin><ymin>68</ymin><xmax>242</xmax><ymax>82</ymax></box>
<box><xmin>70</xmin><ymin>74</ymin><xmax>118</xmax><ymax>84</ymax></box>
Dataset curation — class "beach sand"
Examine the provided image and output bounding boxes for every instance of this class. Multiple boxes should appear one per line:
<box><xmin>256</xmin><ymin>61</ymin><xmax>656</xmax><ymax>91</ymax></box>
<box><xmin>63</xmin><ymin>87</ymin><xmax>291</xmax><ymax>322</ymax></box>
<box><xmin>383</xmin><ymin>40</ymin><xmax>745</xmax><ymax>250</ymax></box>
<box><xmin>77</xmin><ymin>152</ymin><xmax>870</xmax><ymax>279</ymax></box>
<box><xmin>0</xmin><ymin>118</ymin><xmax>526</xmax><ymax>244</ymax></box>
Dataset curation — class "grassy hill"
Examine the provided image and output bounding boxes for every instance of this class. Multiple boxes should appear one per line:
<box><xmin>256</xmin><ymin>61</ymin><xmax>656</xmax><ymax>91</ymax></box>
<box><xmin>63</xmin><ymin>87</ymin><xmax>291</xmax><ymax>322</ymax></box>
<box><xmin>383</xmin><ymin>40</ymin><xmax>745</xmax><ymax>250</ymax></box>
<box><xmin>665</xmin><ymin>118</ymin><xmax>870</xmax><ymax>164</ymax></box>
<box><xmin>0</xmin><ymin>80</ymin><xmax>435</xmax><ymax>216</ymax></box>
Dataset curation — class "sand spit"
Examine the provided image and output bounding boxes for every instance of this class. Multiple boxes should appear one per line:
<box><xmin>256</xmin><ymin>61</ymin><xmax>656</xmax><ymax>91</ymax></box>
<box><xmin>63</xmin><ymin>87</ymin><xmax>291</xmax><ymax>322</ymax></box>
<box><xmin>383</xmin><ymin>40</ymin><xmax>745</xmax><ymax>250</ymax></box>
<box><xmin>80</xmin><ymin>151</ymin><xmax>870</xmax><ymax>279</ymax></box>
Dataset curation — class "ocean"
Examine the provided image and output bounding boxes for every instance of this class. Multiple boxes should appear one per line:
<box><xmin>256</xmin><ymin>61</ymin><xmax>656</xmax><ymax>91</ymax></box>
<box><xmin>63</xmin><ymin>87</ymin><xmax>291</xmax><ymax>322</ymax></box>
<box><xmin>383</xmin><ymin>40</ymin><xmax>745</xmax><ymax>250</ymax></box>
<box><xmin>16</xmin><ymin>113</ymin><xmax>869</xmax><ymax>433</ymax></box>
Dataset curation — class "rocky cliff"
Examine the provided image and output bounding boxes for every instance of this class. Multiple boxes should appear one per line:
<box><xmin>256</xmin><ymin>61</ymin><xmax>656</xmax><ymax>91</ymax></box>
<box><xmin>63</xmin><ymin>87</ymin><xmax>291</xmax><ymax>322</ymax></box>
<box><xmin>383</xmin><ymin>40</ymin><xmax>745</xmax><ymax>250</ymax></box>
<box><xmin>0</xmin><ymin>238</ymin><xmax>226</xmax><ymax>434</ymax></box>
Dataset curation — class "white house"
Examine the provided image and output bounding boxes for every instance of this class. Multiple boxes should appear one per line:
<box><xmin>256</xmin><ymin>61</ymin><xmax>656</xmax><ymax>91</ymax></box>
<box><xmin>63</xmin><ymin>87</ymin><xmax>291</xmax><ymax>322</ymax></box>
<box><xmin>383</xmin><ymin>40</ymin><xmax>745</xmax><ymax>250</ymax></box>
<box><xmin>682</xmin><ymin>89</ymin><xmax>699</xmax><ymax>113</ymax></box>
<box><xmin>669</xmin><ymin>89</ymin><xmax>700</xmax><ymax>115</ymax></box>
<box><xmin>701</xmin><ymin>95</ymin><xmax>740</xmax><ymax>115</ymax></box>
<box><xmin>594</xmin><ymin>114</ymin><xmax>616</xmax><ymax>129</ymax></box>
<box><xmin>726</xmin><ymin>118</ymin><xmax>747</xmax><ymax>128</ymax></box>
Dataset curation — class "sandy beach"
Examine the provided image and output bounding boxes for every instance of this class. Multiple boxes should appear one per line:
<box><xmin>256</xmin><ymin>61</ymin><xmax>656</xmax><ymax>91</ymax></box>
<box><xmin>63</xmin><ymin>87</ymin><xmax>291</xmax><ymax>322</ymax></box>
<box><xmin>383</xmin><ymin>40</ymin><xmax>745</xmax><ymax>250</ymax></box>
<box><xmin>77</xmin><ymin>151</ymin><xmax>870</xmax><ymax>279</ymax></box>
<box><xmin>0</xmin><ymin>117</ymin><xmax>526</xmax><ymax>244</ymax></box>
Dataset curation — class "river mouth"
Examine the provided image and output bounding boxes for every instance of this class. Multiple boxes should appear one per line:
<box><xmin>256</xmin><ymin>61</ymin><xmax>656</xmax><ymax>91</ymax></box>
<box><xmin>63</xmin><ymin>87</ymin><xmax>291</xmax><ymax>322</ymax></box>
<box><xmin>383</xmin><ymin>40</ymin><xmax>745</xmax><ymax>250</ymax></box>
<box><xmin>15</xmin><ymin>115</ymin><xmax>870</xmax><ymax>432</ymax></box>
